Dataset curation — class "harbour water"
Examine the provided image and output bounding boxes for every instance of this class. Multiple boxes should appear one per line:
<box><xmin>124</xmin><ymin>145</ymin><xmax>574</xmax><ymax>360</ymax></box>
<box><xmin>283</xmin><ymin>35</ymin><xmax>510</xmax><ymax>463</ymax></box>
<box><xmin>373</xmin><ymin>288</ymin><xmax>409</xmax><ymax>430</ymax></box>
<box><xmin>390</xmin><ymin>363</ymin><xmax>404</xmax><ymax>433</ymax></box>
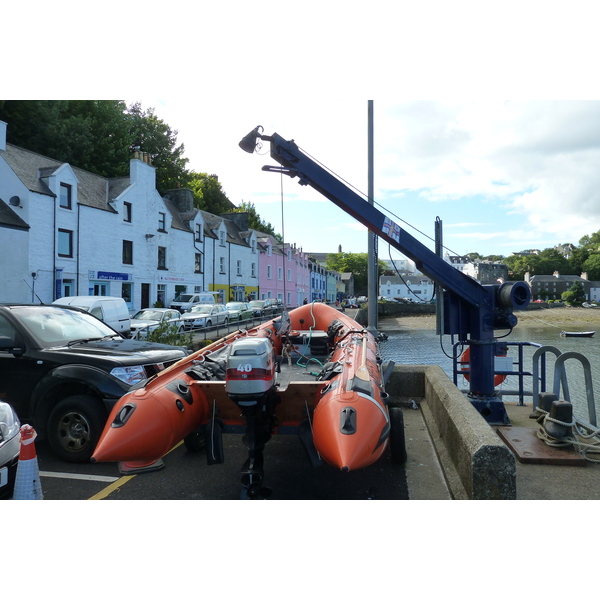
<box><xmin>378</xmin><ymin>319</ymin><xmax>600</xmax><ymax>424</ymax></box>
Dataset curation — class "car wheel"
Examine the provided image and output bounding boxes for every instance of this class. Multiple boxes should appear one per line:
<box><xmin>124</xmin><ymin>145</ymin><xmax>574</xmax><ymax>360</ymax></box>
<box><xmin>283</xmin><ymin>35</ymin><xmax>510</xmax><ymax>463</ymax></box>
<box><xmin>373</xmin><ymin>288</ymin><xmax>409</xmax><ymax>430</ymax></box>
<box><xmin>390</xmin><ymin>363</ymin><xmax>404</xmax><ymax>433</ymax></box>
<box><xmin>224</xmin><ymin>318</ymin><xmax>229</xmax><ymax>325</ymax></box>
<box><xmin>47</xmin><ymin>395</ymin><xmax>108</xmax><ymax>463</ymax></box>
<box><xmin>206</xmin><ymin>320</ymin><xmax>212</xmax><ymax>328</ymax></box>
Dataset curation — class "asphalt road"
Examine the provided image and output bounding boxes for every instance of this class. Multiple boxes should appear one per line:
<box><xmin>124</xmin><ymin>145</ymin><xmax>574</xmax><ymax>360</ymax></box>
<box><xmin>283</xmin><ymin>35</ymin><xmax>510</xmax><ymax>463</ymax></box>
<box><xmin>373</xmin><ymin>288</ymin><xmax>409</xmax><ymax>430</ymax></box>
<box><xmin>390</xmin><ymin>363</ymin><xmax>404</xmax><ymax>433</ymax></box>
<box><xmin>34</xmin><ymin>433</ymin><xmax>409</xmax><ymax>500</ymax></box>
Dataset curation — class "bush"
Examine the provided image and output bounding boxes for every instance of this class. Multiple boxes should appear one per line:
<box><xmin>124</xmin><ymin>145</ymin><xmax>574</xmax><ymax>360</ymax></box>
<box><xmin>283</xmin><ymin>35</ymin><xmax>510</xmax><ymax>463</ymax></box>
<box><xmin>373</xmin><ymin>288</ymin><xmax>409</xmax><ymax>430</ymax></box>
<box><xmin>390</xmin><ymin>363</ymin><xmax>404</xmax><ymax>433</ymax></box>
<box><xmin>146</xmin><ymin>321</ymin><xmax>193</xmax><ymax>349</ymax></box>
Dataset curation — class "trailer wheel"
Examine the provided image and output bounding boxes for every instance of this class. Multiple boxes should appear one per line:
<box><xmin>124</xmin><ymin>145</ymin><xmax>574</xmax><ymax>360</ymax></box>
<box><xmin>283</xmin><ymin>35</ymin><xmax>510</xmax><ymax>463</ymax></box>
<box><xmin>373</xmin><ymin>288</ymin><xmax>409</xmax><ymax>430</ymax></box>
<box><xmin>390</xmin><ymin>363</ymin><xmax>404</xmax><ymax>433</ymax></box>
<box><xmin>389</xmin><ymin>406</ymin><xmax>407</xmax><ymax>464</ymax></box>
<box><xmin>184</xmin><ymin>429</ymin><xmax>206</xmax><ymax>452</ymax></box>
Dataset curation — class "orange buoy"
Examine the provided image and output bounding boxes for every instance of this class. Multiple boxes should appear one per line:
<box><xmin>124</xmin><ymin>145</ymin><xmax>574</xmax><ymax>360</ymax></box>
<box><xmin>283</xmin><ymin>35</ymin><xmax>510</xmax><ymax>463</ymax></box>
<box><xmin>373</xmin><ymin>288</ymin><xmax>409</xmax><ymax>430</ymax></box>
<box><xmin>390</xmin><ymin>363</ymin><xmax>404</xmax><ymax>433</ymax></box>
<box><xmin>459</xmin><ymin>346</ymin><xmax>507</xmax><ymax>387</ymax></box>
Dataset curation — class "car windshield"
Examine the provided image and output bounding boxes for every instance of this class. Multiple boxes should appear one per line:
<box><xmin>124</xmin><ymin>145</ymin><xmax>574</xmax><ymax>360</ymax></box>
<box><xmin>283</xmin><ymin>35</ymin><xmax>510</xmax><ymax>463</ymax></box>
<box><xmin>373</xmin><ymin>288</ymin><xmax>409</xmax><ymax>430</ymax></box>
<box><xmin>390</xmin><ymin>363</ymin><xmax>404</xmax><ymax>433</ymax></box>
<box><xmin>14</xmin><ymin>306</ymin><xmax>117</xmax><ymax>347</ymax></box>
<box><xmin>188</xmin><ymin>305</ymin><xmax>212</xmax><ymax>314</ymax></box>
<box><xmin>132</xmin><ymin>310</ymin><xmax>163</xmax><ymax>321</ymax></box>
<box><xmin>249</xmin><ymin>301</ymin><xmax>264</xmax><ymax>308</ymax></box>
<box><xmin>173</xmin><ymin>294</ymin><xmax>193</xmax><ymax>302</ymax></box>
<box><xmin>226</xmin><ymin>303</ymin><xmax>243</xmax><ymax>310</ymax></box>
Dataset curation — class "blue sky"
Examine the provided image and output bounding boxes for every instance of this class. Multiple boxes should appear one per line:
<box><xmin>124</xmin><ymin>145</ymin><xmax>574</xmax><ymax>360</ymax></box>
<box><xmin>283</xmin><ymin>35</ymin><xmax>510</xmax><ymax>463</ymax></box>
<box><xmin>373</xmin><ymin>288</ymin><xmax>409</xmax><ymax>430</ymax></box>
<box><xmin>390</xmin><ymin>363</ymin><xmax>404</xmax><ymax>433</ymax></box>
<box><xmin>137</xmin><ymin>99</ymin><xmax>600</xmax><ymax>262</ymax></box>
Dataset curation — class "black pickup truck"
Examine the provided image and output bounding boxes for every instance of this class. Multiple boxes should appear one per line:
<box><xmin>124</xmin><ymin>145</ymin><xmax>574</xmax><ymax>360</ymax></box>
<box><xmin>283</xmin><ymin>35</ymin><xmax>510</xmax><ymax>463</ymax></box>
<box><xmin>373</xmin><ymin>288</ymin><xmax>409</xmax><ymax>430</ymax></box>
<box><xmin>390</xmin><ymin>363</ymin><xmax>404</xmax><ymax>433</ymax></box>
<box><xmin>0</xmin><ymin>304</ymin><xmax>187</xmax><ymax>462</ymax></box>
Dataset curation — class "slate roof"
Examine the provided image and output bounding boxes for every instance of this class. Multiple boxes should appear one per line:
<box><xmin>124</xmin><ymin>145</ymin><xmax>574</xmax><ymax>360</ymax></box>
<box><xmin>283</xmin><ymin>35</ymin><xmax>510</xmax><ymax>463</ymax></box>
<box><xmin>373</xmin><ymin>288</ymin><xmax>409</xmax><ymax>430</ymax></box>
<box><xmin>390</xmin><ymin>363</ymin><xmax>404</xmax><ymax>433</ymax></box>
<box><xmin>0</xmin><ymin>197</ymin><xmax>29</xmax><ymax>230</ymax></box>
<box><xmin>1</xmin><ymin>143</ymin><xmax>118</xmax><ymax>213</ymax></box>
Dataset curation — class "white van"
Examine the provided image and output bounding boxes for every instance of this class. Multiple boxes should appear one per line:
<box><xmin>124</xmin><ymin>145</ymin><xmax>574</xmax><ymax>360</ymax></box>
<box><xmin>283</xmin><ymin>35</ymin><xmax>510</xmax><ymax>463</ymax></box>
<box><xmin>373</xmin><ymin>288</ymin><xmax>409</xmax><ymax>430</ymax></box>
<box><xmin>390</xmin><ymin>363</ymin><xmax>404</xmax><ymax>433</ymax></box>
<box><xmin>52</xmin><ymin>296</ymin><xmax>131</xmax><ymax>336</ymax></box>
<box><xmin>170</xmin><ymin>292</ymin><xmax>217</xmax><ymax>313</ymax></box>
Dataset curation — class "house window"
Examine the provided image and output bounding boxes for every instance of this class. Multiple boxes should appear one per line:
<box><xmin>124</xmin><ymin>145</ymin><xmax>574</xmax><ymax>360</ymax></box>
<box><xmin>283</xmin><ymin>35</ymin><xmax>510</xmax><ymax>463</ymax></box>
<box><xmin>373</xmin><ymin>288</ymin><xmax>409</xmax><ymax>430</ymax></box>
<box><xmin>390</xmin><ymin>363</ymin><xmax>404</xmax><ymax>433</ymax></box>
<box><xmin>59</xmin><ymin>183</ymin><xmax>72</xmax><ymax>209</ymax></box>
<box><xmin>124</xmin><ymin>202</ymin><xmax>132</xmax><ymax>222</ymax></box>
<box><xmin>278</xmin><ymin>267</ymin><xmax>282</xmax><ymax>280</ymax></box>
<box><xmin>195</xmin><ymin>223</ymin><xmax>203</xmax><ymax>242</ymax></box>
<box><xmin>122</xmin><ymin>240</ymin><xmax>133</xmax><ymax>265</ymax></box>
<box><xmin>251</xmin><ymin>240</ymin><xmax>256</xmax><ymax>253</ymax></box>
<box><xmin>158</xmin><ymin>212</ymin><xmax>166</xmax><ymax>231</ymax></box>
<box><xmin>122</xmin><ymin>283</ymin><xmax>132</xmax><ymax>304</ymax></box>
<box><xmin>287</xmin><ymin>268</ymin><xmax>291</xmax><ymax>281</ymax></box>
<box><xmin>251</xmin><ymin>263</ymin><xmax>256</xmax><ymax>277</ymax></box>
<box><xmin>220</xmin><ymin>231</ymin><xmax>226</xmax><ymax>246</ymax></box>
<box><xmin>267</xmin><ymin>265</ymin><xmax>272</xmax><ymax>279</ymax></box>
<box><xmin>219</xmin><ymin>257</ymin><xmax>226</xmax><ymax>273</ymax></box>
<box><xmin>58</xmin><ymin>229</ymin><xmax>73</xmax><ymax>257</ymax></box>
<box><xmin>158</xmin><ymin>246</ymin><xmax>167</xmax><ymax>269</ymax></box>
<box><xmin>237</xmin><ymin>260</ymin><xmax>242</xmax><ymax>276</ymax></box>
<box><xmin>195</xmin><ymin>253</ymin><xmax>202</xmax><ymax>273</ymax></box>
<box><xmin>267</xmin><ymin>245</ymin><xmax>272</xmax><ymax>257</ymax></box>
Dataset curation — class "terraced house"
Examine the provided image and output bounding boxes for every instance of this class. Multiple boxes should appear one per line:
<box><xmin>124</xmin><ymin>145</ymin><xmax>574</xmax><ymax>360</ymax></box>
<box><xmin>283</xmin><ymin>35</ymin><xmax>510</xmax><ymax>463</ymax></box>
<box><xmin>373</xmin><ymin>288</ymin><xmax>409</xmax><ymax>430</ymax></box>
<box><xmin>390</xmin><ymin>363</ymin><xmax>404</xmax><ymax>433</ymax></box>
<box><xmin>0</xmin><ymin>120</ymin><xmax>260</xmax><ymax>311</ymax></box>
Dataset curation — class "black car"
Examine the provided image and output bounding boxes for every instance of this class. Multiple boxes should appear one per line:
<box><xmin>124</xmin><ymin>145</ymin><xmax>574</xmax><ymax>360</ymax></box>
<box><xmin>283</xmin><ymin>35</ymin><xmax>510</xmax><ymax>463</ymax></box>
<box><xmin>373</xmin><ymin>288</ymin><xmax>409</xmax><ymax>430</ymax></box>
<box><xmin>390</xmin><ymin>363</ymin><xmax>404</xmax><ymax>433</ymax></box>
<box><xmin>0</xmin><ymin>304</ymin><xmax>187</xmax><ymax>463</ymax></box>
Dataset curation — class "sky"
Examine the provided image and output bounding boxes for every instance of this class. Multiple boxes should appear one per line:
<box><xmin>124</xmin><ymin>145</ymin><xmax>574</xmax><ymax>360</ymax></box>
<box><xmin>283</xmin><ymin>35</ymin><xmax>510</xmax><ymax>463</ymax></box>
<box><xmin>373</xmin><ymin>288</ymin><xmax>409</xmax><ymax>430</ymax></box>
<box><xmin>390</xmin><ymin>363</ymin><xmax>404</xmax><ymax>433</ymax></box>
<box><xmin>135</xmin><ymin>98</ymin><xmax>600</xmax><ymax>263</ymax></box>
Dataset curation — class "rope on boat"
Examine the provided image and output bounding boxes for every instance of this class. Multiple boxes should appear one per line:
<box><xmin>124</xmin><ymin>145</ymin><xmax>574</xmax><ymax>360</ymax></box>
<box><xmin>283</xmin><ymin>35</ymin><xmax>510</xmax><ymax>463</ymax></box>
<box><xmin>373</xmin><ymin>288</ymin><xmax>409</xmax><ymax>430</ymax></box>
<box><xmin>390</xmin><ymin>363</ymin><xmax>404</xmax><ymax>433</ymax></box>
<box><xmin>535</xmin><ymin>409</ymin><xmax>600</xmax><ymax>463</ymax></box>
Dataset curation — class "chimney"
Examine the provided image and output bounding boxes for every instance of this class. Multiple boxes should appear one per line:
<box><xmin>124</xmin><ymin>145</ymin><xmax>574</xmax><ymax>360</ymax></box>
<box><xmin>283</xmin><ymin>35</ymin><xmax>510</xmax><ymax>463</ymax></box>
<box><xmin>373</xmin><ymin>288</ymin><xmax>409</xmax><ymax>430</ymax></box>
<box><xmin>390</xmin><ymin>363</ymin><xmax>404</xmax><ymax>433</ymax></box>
<box><xmin>164</xmin><ymin>188</ymin><xmax>194</xmax><ymax>213</ymax></box>
<box><xmin>581</xmin><ymin>272</ymin><xmax>588</xmax><ymax>280</ymax></box>
<box><xmin>0</xmin><ymin>120</ymin><xmax>6</xmax><ymax>151</ymax></box>
<box><xmin>221</xmin><ymin>212</ymin><xmax>249</xmax><ymax>232</ymax></box>
<box><xmin>553</xmin><ymin>271</ymin><xmax>560</xmax><ymax>278</ymax></box>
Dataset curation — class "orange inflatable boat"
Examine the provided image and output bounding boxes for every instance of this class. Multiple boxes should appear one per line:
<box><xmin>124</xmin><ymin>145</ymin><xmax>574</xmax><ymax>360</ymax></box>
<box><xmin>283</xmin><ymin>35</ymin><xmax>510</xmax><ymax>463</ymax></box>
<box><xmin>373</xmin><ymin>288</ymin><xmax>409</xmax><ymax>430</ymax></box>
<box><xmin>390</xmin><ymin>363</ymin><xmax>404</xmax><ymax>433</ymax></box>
<box><xmin>91</xmin><ymin>302</ymin><xmax>404</xmax><ymax>495</ymax></box>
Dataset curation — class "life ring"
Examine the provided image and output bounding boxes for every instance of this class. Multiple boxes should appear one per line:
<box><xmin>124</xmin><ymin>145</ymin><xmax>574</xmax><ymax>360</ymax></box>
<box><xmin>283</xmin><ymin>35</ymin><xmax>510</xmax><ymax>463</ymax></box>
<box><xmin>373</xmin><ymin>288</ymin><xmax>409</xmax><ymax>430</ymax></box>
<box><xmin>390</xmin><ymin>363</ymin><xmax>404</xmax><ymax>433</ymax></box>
<box><xmin>459</xmin><ymin>347</ymin><xmax>507</xmax><ymax>386</ymax></box>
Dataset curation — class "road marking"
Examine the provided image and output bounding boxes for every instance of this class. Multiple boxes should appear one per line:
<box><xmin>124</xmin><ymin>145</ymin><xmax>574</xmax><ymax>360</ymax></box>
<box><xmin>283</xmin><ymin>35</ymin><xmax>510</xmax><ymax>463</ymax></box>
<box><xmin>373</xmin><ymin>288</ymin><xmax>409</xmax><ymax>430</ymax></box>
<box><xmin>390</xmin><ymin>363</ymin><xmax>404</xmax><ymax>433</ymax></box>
<box><xmin>88</xmin><ymin>475</ymin><xmax>136</xmax><ymax>500</ymax></box>
<box><xmin>39</xmin><ymin>471</ymin><xmax>120</xmax><ymax>483</ymax></box>
<box><xmin>88</xmin><ymin>440</ymin><xmax>185</xmax><ymax>500</ymax></box>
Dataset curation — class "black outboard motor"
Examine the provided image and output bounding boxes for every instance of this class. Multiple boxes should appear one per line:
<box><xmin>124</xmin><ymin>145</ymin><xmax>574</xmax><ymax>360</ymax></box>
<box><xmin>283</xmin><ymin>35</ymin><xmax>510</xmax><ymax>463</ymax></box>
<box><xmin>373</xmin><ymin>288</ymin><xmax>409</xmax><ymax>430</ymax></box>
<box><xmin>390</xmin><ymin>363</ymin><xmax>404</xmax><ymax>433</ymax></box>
<box><xmin>225</xmin><ymin>337</ymin><xmax>279</xmax><ymax>498</ymax></box>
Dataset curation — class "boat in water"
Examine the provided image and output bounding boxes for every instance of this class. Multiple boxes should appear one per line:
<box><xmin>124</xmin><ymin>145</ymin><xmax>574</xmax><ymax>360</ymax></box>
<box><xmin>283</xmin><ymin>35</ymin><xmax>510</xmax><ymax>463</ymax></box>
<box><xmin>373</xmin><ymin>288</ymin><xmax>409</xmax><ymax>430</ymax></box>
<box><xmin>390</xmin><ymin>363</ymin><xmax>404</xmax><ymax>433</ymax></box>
<box><xmin>91</xmin><ymin>302</ymin><xmax>403</xmax><ymax>497</ymax></box>
<box><xmin>560</xmin><ymin>331</ymin><xmax>595</xmax><ymax>337</ymax></box>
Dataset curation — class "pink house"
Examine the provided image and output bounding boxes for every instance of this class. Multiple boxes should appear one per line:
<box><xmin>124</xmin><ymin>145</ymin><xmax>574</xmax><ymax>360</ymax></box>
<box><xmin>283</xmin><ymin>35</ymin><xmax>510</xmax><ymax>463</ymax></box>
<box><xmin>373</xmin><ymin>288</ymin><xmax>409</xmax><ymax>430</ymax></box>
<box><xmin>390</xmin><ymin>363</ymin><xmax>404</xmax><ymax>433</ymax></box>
<box><xmin>256</xmin><ymin>234</ymin><xmax>309</xmax><ymax>307</ymax></box>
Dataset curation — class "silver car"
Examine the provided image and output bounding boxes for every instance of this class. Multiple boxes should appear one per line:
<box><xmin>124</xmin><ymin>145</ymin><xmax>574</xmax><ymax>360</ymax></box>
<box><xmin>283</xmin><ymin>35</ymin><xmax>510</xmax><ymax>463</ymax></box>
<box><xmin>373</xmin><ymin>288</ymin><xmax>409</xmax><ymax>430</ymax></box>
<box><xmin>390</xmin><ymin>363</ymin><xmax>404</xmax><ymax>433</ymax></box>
<box><xmin>0</xmin><ymin>401</ymin><xmax>20</xmax><ymax>500</ymax></box>
<box><xmin>181</xmin><ymin>304</ymin><xmax>230</xmax><ymax>330</ymax></box>
<box><xmin>129</xmin><ymin>308</ymin><xmax>184</xmax><ymax>339</ymax></box>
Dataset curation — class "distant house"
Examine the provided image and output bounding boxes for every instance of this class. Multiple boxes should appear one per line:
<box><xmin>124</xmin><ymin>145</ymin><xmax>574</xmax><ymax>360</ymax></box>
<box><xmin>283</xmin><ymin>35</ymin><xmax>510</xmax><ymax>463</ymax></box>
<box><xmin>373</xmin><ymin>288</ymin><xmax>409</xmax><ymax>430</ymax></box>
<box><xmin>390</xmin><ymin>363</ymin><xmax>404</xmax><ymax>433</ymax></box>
<box><xmin>525</xmin><ymin>271</ymin><xmax>592</xmax><ymax>301</ymax></box>
<box><xmin>379</xmin><ymin>275</ymin><xmax>435</xmax><ymax>302</ymax></box>
<box><xmin>443</xmin><ymin>254</ymin><xmax>509</xmax><ymax>284</ymax></box>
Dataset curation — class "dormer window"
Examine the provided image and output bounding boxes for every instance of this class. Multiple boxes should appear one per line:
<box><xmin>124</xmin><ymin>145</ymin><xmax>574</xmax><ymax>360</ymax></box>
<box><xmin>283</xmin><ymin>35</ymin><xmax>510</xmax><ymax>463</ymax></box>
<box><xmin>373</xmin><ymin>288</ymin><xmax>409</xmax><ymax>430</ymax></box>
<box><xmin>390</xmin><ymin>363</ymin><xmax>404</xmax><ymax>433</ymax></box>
<box><xmin>195</xmin><ymin>223</ymin><xmax>203</xmax><ymax>242</ymax></box>
<box><xmin>124</xmin><ymin>202</ymin><xmax>132</xmax><ymax>222</ymax></box>
<box><xmin>220</xmin><ymin>231</ymin><xmax>226</xmax><ymax>246</ymax></box>
<box><xmin>60</xmin><ymin>183</ymin><xmax>72</xmax><ymax>209</ymax></box>
<box><xmin>251</xmin><ymin>239</ymin><xmax>256</xmax><ymax>253</ymax></box>
<box><xmin>158</xmin><ymin>212</ymin><xmax>167</xmax><ymax>231</ymax></box>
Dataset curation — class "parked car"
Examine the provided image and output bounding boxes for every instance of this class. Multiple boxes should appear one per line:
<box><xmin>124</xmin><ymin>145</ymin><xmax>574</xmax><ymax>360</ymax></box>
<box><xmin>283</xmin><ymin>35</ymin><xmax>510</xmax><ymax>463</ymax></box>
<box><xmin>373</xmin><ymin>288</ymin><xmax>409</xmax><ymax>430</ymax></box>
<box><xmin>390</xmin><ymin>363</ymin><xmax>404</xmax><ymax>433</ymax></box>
<box><xmin>170</xmin><ymin>292</ymin><xmax>217</xmax><ymax>313</ymax></box>
<box><xmin>52</xmin><ymin>296</ymin><xmax>131</xmax><ymax>336</ymax></box>
<box><xmin>0</xmin><ymin>401</ymin><xmax>20</xmax><ymax>500</ymax></box>
<box><xmin>0</xmin><ymin>304</ymin><xmax>186</xmax><ymax>462</ymax></box>
<box><xmin>130</xmin><ymin>308</ymin><xmax>184</xmax><ymax>339</ymax></box>
<box><xmin>249</xmin><ymin>299</ymin><xmax>284</xmax><ymax>317</ymax></box>
<box><xmin>225</xmin><ymin>301</ymin><xmax>254</xmax><ymax>323</ymax></box>
<box><xmin>181</xmin><ymin>304</ymin><xmax>229</xmax><ymax>330</ymax></box>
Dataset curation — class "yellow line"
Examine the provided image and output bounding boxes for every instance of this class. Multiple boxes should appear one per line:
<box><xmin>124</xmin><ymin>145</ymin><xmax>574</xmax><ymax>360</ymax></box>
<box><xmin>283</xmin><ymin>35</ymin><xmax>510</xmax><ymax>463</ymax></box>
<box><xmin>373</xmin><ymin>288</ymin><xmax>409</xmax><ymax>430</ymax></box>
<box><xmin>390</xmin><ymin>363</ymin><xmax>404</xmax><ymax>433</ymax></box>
<box><xmin>88</xmin><ymin>440</ymin><xmax>184</xmax><ymax>500</ymax></box>
<box><xmin>88</xmin><ymin>475</ymin><xmax>136</xmax><ymax>500</ymax></box>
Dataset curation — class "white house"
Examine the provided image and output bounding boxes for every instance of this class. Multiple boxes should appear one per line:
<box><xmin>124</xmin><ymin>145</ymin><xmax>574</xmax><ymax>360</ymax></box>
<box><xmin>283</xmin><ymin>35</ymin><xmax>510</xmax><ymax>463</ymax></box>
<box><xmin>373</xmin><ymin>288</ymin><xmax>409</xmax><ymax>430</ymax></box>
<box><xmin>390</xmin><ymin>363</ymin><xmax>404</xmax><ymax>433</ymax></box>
<box><xmin>379</xmin><ymin>275</ymin><xmax>435</xmax><ymax>302</ymax></box>
<box><xmin>0</xmin><ymin>120</ymin><xmax>259</xmax><ymax>312</ymax></box>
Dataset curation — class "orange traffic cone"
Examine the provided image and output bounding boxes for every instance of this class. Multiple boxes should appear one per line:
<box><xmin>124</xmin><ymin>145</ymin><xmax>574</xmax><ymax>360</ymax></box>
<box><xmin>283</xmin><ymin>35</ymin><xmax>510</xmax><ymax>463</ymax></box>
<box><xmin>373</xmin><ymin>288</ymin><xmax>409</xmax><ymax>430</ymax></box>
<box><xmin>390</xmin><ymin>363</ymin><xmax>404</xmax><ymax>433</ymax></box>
<box><xmin>12</xmin><ymin>425</ymin><xmax>43</xmax><ymax>500</ymax></box>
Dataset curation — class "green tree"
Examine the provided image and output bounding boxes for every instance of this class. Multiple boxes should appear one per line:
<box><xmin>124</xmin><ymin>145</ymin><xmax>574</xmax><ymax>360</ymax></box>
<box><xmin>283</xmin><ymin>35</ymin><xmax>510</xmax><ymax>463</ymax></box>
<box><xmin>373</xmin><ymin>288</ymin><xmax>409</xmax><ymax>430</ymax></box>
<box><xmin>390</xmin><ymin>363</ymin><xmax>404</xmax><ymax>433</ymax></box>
<box><xmin>581</xmin><ymin>253</ymin><xmax>600</xmax><ymax>280</ymax></box>
<box><xmin>127</xmin><ymin>102</ymin><xmax>191</xmax><ymax>193</ymax></box>
<box><xmin>561</xmin><ymin>281</ymin><xmax>586</xmax><ymax>305</ymax></box>
<box><xmin>537</xmin><ymin>247</ymin><xmax>575</xmax><ymax>276</ymax></box>
<box><xmin>234</xmin><ymin>201</ymin><xmax>282</xmax><ymax>240</ymax></box>
<box><xmin>0</xmin><ymin>100</ymin><xmax>132</xmax><ymax>177</ymax></box>
<box><xmin>325</xmin><ymin>252</ymin><xmax>386</xmax><ymax>295</ymax></box>
<box><xmin>187</xmin><ymin>171</ymin><xmax>235</xmax><ymax>214</ymax></box>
